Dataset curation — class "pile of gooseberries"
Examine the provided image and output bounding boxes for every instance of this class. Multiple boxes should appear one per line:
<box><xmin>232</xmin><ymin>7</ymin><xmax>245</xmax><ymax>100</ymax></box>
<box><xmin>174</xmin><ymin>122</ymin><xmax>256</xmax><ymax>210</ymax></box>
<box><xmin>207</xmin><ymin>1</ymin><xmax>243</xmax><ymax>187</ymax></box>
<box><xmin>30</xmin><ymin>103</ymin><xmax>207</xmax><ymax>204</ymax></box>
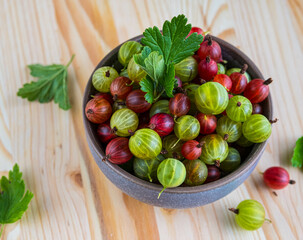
<box><xmin>85</xmin><ymin>26</ymin><xmax>276</xmax><ymax>199</ymax></box>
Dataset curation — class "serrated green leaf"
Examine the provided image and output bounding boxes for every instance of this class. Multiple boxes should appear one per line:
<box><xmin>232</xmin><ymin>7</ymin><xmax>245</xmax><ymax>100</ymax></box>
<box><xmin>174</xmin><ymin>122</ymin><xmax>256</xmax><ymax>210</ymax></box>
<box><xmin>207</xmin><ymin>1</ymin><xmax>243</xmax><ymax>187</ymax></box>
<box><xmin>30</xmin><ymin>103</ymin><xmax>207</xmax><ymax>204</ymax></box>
<box><xmin>139</xmin><ymin>76</ymin><xmax>155</xmax><ymax>104</ymax></box>
<box><xmin>291</xmin><ymin>136</ymin><xmax>303</xmax><ymax>168</ymax></box>
<box><xmin>17</xmin><ymin>55</ymin><xmax>75</xmax><ymax>110</ymax></box>
<box><xmin>0</xmin><ymin>164</ymin><xmax>34</xmax><ymax>225</ymax></box>
<box><xmin>162</xmin><ymin>64</ymin><xmax>176</xmax><ymax>98</ymax></box>
<box><xmin>141</xmin><ymin>14</ymin><xmax>203</xmax><ymax>64</ymax></box>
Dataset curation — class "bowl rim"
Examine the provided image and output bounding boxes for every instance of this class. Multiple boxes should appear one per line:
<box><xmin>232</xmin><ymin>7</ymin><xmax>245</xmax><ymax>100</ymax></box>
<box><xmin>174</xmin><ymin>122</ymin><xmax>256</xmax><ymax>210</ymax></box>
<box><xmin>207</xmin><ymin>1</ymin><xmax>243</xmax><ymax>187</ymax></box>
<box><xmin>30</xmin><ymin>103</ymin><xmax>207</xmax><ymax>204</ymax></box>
<box><xmin>83</xmin><ymin>34</ymin><xmax>273</xmax><ymax>194</ymax></box>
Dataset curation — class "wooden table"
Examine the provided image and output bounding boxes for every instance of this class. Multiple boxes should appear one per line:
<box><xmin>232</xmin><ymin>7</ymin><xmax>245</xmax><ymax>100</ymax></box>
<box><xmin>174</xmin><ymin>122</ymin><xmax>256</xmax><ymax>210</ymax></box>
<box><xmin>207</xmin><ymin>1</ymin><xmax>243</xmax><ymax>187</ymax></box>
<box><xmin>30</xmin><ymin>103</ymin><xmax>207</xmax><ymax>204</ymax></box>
<box><xmin>1</xmin><ymin>0</ymin><xmax>302</xmax><ymax>239</ymax></box>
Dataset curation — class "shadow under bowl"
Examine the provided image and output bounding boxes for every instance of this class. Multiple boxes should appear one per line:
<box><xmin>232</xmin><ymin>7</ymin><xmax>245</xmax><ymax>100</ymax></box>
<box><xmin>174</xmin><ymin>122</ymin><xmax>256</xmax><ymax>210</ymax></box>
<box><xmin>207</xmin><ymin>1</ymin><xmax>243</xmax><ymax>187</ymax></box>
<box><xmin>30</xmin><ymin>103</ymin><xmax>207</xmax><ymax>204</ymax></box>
<box><xmin>83</xmin><ymin>35</ymin><xmax>273</xmax><ymax>209</ymax></box>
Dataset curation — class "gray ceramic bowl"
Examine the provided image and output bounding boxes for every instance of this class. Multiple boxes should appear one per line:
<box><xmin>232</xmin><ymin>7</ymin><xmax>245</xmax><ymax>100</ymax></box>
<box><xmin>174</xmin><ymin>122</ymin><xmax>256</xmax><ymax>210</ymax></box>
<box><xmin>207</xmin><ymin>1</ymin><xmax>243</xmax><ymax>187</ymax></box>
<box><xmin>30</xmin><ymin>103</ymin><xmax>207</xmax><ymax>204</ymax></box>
<box><xmin>83</xmin><ymin>35</ymin><xmax>273</xmax><ymax>209</ymax></box>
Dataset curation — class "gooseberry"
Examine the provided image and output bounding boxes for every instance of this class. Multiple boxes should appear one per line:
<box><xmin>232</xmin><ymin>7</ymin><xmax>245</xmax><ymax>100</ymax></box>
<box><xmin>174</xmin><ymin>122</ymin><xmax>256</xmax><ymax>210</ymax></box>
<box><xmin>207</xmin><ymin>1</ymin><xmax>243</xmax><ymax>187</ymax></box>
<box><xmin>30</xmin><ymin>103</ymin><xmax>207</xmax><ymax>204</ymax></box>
<box><xmin>149</xmin><ymin>113</ymin><xmax>174</xmax><ymax>137</ymax></box>
<box><xmin>133</xmin><ymin>157</ymin><xmax>160</xmax><ymax>182</ymax></box>
<box><xmin>110</xmin><ymin>76</ymin><xmax>133</xmax><ymax>100</ymax></box>
<box><xmin>97</xmin><ymin>123</ymin><xmax>117</xmax><ymax>143</ymax></box>
<box><xmin>198</xmin><ymin>56</ymin><xmax>218</xmax><ymax>81</ymax></box>
<box><xmin>169</xmin><ymin>93</ymin><xmax>191</xmax><ymax>118</ymax></box>
<box><xmin>216</xmin><ymin>116</ymin><xmax>242</xmax><ymax>143</ymax></box>
<box><xmin>263</xmin><ymin>166</ymin><xmax>295</xmax><ymax>189</ymax></box>
<box><xmin>244</xmin><ymin>78</ymin><xmax>273</xmax><ymax>103</ymax></box>
<box><xmin>175</xmin><ymin>56</ymin><xmax>198</xmax><ymax>82</ymax></box>
<box><xmin>219</xmin><ymin>147</ymin><xmax>241</xmax><ymax>173</ymax></box>
<box><xmin>205</xmin><ymin>165</ymin><xmax>221</xmax><ymax>183</ymax></box>
<box><xmin>127</xmin><ymin>57</ymin><xmax>147</xmax><ymax>83</ymax></box>
<box><xmin>226</xmin><ymin>95</ymin><xmax>252</xmax><ymax>122</ymax></box>
<box><xmin>85</xmin><ymin>98</ymin><xmax>112</xmax><ymax>124</ymax></box>
<box><xmin>103</xmin><ymin>137</ymin><xmax>133</xmax><ymax>164</ymax></box>
<box><xmin>149</xmin><ymin>100</ymin><xmax>170</xmax><ymax>118</ymax></box>
<box><xmin>92</xmin><ymin>66</ymin><xmax>119</xmax><ymax>93</ymax></box>
<box><xmin>126</xmin><ymin>89</ymin><xmax>152</xmax><ymax>113</ymax></box>
<box><xmin>213</xmin><ymin>74</ymin><xmax>232</xmax><ymax>91</ymax></box>
<box><xmin>197</xmin><ymin>35</ymin><xmax>222</xmax><ymax>62</ymax></box>
<box><xmin>110</xmin><ymin>108</ymin><xmax>139</xmax><ymax>137</ymax></box>
<box><xmin>184</xmin><ymin>159</ymin><xmax>208</xmax><ymax>186</ymax></box>
<box><xmin>196</xmin><ymin>113</ymin><xmax>217</xmax><ymax>134</ymax></box>
<box><xmin>174</xmin><ymin>115</ymin><xmax>200</xmax><ymax>143</ymax></box>
<box><xmin>229</xmin><ymin>64</ymin><xmax>248</xmax><ymax>94</ymax></box>
<box><xmin>181</xmin><ymin>140</ymin><xmax>205</xmax><ymax>160</ymax></box>
<box><xmin>118</xmin><ymin>41</ymin><xmax>142</xmax><ymax>66</ymax></box>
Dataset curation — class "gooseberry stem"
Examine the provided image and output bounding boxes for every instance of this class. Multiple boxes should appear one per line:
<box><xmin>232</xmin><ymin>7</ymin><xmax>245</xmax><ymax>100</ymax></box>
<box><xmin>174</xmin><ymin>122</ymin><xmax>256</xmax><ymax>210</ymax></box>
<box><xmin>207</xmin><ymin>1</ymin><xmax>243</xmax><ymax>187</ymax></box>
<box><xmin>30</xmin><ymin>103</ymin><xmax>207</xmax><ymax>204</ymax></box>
<box><xmin>223</xmin><ymin>134</ymin><xmax>229</xmax><ymax>141</ymax></box>
<box><xmin>289</xmin><ymin>180</ymin><xmax>296</xmax><ymax>184</ymax></box>
<box><xmin>265</xmin><ymin>218</ymin><xmax>272</xmax><ymax>223</ymax></box>
<box><xmin>240</xmin><ymin>64</ymin><xmax>248</xmax><ymax>74</ymax></box>
<box><xmin>264</xmin><ymin>78</ymin><xmax>273</xmax><ymax>85</ymax></box>
<box><xmin>154</xmin><ymin>89</ymin><xmax>165</xmax><ymax>102</ymax></box>
<box><xmin>228</xmin><ymin>208</ymin><xmax>239</xmax><ymax>214</ymax></box>
<box><xmin>111</xmin><ymin>127</ymin><xmax>117</xmax><ymax>134</ymax></box>
<box><xmin>269</xmin><ymin>118</ymin><xmax>278</xmax><ymax>124</ymax></box>
<box><xmin>214</xmin><ymin>160</ymin><xmax>220</xmax><ymax>167</ymax></box>
<box><xmin>87</xmin><ymin>109</ymin><xmax>94</xmax><ymax>114</ymax></box>
<box><xmin>197</xmin><ymin>141</ymin><xmax>206</xmax><ymax>148</ymax></box>
<box><xmin>160</xmin><ymin>149</ymin><xmax>168</xmax><ymax>155</ymax></box>
<box><xmin>65</xmin><ymin>54</ymin><xmax>75</xmax><ymax>68</ymax></box>
<box><xmin>158</xmin><ymin>187</ymin><xmax>167</xmax><ymax>199</ymax></box>
<box><xmin>207</xmin><ymin>35</ymin><xmax>213</xmax><ymax>46</ymax></box>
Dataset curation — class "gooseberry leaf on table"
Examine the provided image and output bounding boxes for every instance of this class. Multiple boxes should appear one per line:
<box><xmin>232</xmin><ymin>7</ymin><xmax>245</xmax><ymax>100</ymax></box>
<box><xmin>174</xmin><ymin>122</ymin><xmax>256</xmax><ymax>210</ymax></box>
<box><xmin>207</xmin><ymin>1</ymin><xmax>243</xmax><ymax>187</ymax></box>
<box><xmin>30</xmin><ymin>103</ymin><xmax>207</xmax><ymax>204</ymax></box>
<box><xmin>17</xmin><ymin>54</ymin><xmax>75</xmax><ymax>110</ymax></box>
<box><xmin>291</xmin><ymin>136</ymin><xmax>303</xmax><ymax>168</ymax></box>
<box><xmin>0</xmin><ymin>164</ymin><xmax>34</xmax><ymax>237</ymax></box>
<box><xmin>141</xmin><ymin>14</ymin><xmax>203</xmax><ymax>64</ymax></box>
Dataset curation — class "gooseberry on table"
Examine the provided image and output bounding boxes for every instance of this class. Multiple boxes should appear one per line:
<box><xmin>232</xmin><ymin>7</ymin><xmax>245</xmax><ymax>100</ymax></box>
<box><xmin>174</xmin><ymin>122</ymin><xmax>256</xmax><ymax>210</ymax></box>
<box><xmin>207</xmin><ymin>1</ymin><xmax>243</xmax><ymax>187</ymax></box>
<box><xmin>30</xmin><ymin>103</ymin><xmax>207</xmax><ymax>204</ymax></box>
<box><xmin>157</xmin><ymin>158</ymin><xmax>186</xmax><ymax>198</ymax></box>
<box><xmin>229</xmin><ymin>199</ymin><xmax>269</xmax><ymax>231</ymax></box>
<box><xmin>263</xmin><ymin>166</ymin><xmax>295</xmax><ymax>189</ymax></box>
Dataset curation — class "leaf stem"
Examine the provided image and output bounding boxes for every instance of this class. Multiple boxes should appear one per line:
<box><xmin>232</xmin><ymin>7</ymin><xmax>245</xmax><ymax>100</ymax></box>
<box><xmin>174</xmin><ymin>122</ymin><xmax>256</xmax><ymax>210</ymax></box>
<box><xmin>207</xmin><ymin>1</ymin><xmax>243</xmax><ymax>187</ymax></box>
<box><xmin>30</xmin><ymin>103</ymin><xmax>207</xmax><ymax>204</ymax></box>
<box><xmin>0</xmin><ymin>224</ymin><xmax>4</xmax><ymax>238</ymax></box>
<box><xmin>66</xmin><ymin>54</ymin><xmax>75</xmax><ymax>68</ymax></box>
<box><xmin>154</xmin><ymin>89</ymin><xmax>165</xmax><ymax>102</ymax></box>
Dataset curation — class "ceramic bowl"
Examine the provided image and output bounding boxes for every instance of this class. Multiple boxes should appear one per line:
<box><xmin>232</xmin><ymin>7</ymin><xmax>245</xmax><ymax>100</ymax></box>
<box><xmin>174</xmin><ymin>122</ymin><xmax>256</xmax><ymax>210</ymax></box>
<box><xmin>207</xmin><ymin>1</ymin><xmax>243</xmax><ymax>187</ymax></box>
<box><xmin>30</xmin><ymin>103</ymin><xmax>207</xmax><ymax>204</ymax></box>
<box><xmin>83</xmin><ymin>35</ymin><xmax>273</xmax><ymax>209</ymax></box>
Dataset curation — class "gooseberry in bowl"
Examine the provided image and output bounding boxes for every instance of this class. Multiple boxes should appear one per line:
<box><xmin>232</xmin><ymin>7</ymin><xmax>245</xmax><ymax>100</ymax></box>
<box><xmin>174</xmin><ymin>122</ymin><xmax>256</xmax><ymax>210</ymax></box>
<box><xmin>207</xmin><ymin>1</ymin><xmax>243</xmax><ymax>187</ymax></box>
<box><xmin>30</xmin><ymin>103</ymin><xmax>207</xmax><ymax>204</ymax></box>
<box><xmin>83</xmin><ymin>32</ymin><xmax>273</xmax><ymax>209</ymax></box>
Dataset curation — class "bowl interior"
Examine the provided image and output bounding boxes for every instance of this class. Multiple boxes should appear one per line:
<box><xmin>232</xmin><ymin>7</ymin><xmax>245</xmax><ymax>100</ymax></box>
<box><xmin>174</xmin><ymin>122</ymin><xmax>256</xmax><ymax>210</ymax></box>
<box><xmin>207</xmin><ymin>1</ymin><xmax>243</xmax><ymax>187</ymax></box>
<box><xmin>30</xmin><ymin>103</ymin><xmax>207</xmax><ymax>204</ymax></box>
<box><xmin>83</xmin><ymin>35</ymin><xmax>273</xmax><ymax>194</ymax></box>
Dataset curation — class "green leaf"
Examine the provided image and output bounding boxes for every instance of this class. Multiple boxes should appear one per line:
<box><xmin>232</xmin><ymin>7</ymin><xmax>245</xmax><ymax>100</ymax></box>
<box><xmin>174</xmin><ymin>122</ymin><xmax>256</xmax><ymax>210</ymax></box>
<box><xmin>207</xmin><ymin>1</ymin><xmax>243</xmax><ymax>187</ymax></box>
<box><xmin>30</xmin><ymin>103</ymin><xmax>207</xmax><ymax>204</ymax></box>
<box><xmin>291</xmin><ymin>136</ymin><xmax>303</xmax><ymax>168</ymax></box>
<box><xmin>17</xmin><ymin>55</ymin><xmax>75</xmax><ymax>110</ymax></box>
<box><xmin>134</xmin><ymin>47</ymin><xmax>165</xmax><ymax>86</ymax></box>
<box><xmin>0</xmin><ymin>164</ymin><xmax>34</xmax><ymax>225</ymax></box>
<box><xmin>162</xmin><ymin>64</ymin><xmax>176</xmax><ymax>98</ymax></box>
<box><xmin>141</xmin><ymin>15</ymin><xmax>203</xmax><ymax>64</ymax></box>
<box><xmin>139</xmin><ymin>76</ymin><xmax>155</xmax><ymax>104</ymax></box>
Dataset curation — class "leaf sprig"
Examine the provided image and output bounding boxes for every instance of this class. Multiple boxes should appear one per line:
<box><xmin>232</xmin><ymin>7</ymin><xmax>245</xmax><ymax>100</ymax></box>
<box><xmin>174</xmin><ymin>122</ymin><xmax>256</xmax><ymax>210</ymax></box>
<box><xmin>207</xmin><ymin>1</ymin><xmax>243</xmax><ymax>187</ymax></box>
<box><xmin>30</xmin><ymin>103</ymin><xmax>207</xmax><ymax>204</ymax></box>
<box><xmin>0</xmin><ymin>164</ymin><xmax>33</xmax><ymax>237</ymax></box>
<box><xmin>134</xmin><ymin>15</ymin><xmax>203</xmax><ymax>103</ymax></box>
<box><xmin>291</xmin><ymin>136</ymin><xmax>303</xmax><ymax>168</ymax></box>
<box><xmin>17</xmin><ymin>55</ymin><xmax>75</xmax><ymax>110</ymax></box>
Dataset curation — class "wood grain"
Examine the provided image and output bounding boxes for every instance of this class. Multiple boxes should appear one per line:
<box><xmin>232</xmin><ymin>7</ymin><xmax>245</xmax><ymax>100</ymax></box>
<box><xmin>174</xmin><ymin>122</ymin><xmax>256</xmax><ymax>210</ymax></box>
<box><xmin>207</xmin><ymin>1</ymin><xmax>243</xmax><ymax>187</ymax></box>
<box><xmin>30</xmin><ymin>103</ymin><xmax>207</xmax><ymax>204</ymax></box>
<box><xmin>0</xmin><ymin>0</ymin><xmax>302</xmax><ymax>239</ymax></box>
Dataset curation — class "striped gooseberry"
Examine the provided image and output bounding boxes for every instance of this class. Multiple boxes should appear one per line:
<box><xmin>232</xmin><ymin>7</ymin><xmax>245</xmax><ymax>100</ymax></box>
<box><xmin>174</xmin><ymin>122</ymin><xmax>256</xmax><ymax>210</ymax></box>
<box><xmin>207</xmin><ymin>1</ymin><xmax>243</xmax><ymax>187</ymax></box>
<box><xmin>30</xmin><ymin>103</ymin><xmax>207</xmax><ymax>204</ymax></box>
<box><xmin>181</xmin><ymin>140</ymin><xmax>205</xmax><ymax>160</ymax></box>
<box><xmin>169</xmin><ymin>93</ymin><xmax>191</xmax><ymax>118</ymax></box>
<box><xmin>195</xmin><ymin>82</ymin><xmax>229</xmax><ymax>115</ymax></box>
<box><xmin>97</xmin><ymin>123</ymin><xmax>117</xmax><ymax>143</ymax></box>
<box><xmin>213</xmin><ymin>74</ymin><xmax>232</xmax><ymax>91</ymax></box>
<box><xmin>157</xmin><ymin>158</ymin><xmax>186</xmax><ymax>198</ymax></box>
<box><xmin>174</xmin><ymin>115</ymin><xmax>200</xmax><ymax>144</ymax></box>
<box><xmin>149</xmin><ymin>100</ymin><xmax>170</xmax><ymax>118</ymax></box>
<box><xmin>226</xmin><ymin>95</ymin><xmax>252</xmax><ymax>122</ymax></box>
<box><xmin>229</xmin><ymin>64</ymin><xmax>248</xmax><ymax>94</ymax></box>
<box><xmin>216</xmin><ymin>116</ymin><xmax>242</xmax><ymax>143</ymax></box>
<box><xmin>175</xmin><ymin>56</ymin><xmax>198</xmax><ymax>82</ymax></box>
<box><xmin>127</xmin><ymin>57</ymin><xmax>147</xmax><ymax>83</ymax></box>
<box><xmin>229</xmin><ymin>200</ymin><xmax>269</xmax><ymax>231</ymax></box>
<box><xmin>110</xmin><ymin>76</ymin><xmax>133</xmax><ymax>100</ymax></box>
<box><xmin>85</xmin><ymin>98</ymin><xmax>112</xmax><ymax>124</ymax></box>
<box><xmin>226</xmin><ymin>67</ymin><xmax>251</xmax><ymax>82</ymax></box>
<box><xmin>198</xmin><ymin>56</ymin><xmax>218</xmax><ymax>81</ymax></box>
<box><xmin>236</xmin><ymin>135</ymin><xmax>254</xmax><ymax>147</ymax></box>
<box><xmin>92</xmin><ymin>66</ymin><xmax>119</xmax><ymax>93</ymax></box>
<box><xmin>149</xmin><ymin>113</ymin><xmax>174</xmax><ymax>137</ymax></box>
<box><xmin>199</xmin><ymin>134</ymin><xmax>228</xmax><ymax>166</ymax></box>
<box><xmin>242</xmin><ymin>114</ymin><xmax>272</xmax><ymax>143</ymax></box>
<box><xmin>219</xmin><ymin>147</ymin><xmax>241</xmax><ymax>173</ymax></box>
<box><xmin>183</xmin><ymin>84</ymin><xmax>200</xmax><ymax>115</ymax></box>
<box><xmin>217</xmin><ymin>63</ymin><xmax>226</xmax><ymax>74</ymax></box>
<box><xmin>263</xmin><ymin>166</ymin><xmax>296</xmax><ymax>190</ymax></box>
<box><xmin>118</xmin><ymin>41</ymin><xmax>142</xmax><ymax>66</ymax></box>
<box><xmin>129</xmin><ymin>128</ymin><xmax>162</xmax><ymax>160</ymax></box>
<box><xmin>183</xmin><ymin>159</ymin><xmax>208</xmax><ymax>186</ymax></box>
<box><xmin>126</xmin><ymin>89</ymin><xmax>152</xmax><ymax>113</ymax></box>
<box><xmin>133</xmin><ymin>157</ymin><xmax>160</xmax><ymax>182</ymax></box>
<box><xmin>93</xmin><ymin>92</ymin><xmax>114</xmax><ymax>105</ymax></box>
<box><xmin>102</xmin><ymin>137</ymin><xmax>133</xmax><ymax>164</ymax></box>
<box><xmin>244</xmin><ymin>78</ymin><xmax>273</xmax><ymax>104</ymax></box>
<box><xmin>196</xmin><ymin>113</ymin><xmax>217</xmax><ymax>134</ymax></box>
<box><xmin>162</xmin><ymin>135</ymin><xmax>184</xmax><ymax>160</ymax></box>
<box><xmin>110</xmin><ymin>108</ymin><xmax>139</xmax><ymax>137</ymax></box>
<box><xmin>197</xmin><ymin>35</ymin><xmax>222</xmax><ymax>63</ymax></box>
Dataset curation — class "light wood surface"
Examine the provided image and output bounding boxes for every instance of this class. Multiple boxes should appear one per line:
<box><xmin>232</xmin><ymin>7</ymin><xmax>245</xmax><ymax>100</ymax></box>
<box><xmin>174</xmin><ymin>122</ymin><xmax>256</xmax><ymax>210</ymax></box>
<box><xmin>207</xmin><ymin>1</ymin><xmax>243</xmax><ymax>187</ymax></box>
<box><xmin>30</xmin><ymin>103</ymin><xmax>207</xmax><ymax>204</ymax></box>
<box><xmin>1</xmin><ymin>0</ymin><xmax>303</xmax><ymax>239</ymax></box>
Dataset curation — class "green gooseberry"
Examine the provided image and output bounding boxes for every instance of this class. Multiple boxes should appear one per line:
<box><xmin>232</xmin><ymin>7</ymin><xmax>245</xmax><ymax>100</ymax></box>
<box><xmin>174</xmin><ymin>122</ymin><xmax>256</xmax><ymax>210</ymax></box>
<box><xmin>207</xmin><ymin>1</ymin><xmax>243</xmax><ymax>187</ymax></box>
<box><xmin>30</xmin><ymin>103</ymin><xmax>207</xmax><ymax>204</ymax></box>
<box><xmin>242</xmin><ymin>114</ymin><xmax>272</xmax><ymax>143</ymax></box>
<box><xmin>162</xmin><ymin>135</ymin><xmax>184</xmax><ymax>160</ymax></box>
<box><xmin>120</xmin><ymin>68</ymin><xmax>129</xmax><ymax>78</ymax></box>
<box><xmin>219</xmin><ymin>147</ymin><xmax>241</xmax><ymax>173</ymax></box>
<box><xmin>175</xmin><ymin>56</ymin><xmax>198</xmax><ymax>82</ymax></box>
<box><xmin>133</xmin><ymin>157</ymin><xmax>160</xmax><ymax>182</ymax></box>
<box><xmin>110</xmin><ymin>108</ymin><xmax>138</xmax><ymax>137</ymax></box>
<box><xmin>118</xmin><ymin>41</ymin><xmax>142</xmax><ymax>66</ymax></box>
<box><xmin>226</xmin><ymin>68</ymin><xmax>251</xmax><ymax>82</ymax></box>
<box><xmin>157</xmin><ymin>158</ymin><xmax>186</xmax><ymax>198</ymax></box>
<box><xmin>129</xmin><ymin>129</ymin><xmax>162</xmax><ymax>160</ymax></box>
<box><xmin>174</xmin><ymin>115</ymin><xmax>200</xmax><ymax>144</ymax></box>
<box><xmin>236</xmin><ymin>135</ymin><xmax>254</xmax><ymax>147</ymax></box>
<box><xmin>183</xmin><ymin>84</ymin><xmax>199</xmax><ymax>115</ymax></box>
<box><xmin>184</xmin><ymin>159</ymin><xmax>208</xmax><ymax>186</ymax></box>
<box><xmin>149</xmin><ymin>100</ymin><xmax>170</xmax><ymax>118</ymax></box>
<box><xmin>216</xmin><ymin>116</ymin><xmax>242</xmax><ymax>143</ymax></box>
<box><xmin>217</xmin><ymin>63</ymin><xmax>226</xmax><ymax>74</ymax></box>
<box><xmin>92</xmin><ymin>66</ymin><xmax>119</xmax><ymax>93</ymax></box>
<box><xmin>195</xmin><ymin>82</ymin><xmax>229</xmax><ymax>115</ymax></box>
<box><xmin>127</xmin><ymin>57</ymin><xmax>146</xmax><ymax>83</ymax></box>
<box><xmin>229</xmin><ymin>200</ymin><xmax>268</xmax><ymax>230</ymax></box>
<box><xmin>226</xmin><ymin>95</ymin><xmax>252</xmax><ymax>122</ymax></box>
<box><xmin>199</xmin><ymin>134</ymin><xmax>229</xmax><ymax>166</ymax></box>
